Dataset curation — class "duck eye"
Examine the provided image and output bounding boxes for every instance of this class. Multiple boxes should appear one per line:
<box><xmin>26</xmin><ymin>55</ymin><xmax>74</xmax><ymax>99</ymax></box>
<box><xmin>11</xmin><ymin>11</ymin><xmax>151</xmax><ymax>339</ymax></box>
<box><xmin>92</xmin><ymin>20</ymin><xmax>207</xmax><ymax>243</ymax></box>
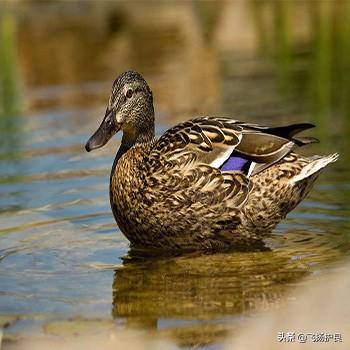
<box><xmin>126</xmin><ymin>89</ymin><xmax>133</xmax><ymax>99</ymax></box>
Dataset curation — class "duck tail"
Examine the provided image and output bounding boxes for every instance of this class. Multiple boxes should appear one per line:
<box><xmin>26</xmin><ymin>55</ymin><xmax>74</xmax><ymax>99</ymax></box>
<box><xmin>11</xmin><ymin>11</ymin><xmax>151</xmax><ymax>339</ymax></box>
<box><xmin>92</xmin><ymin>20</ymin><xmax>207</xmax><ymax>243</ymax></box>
<box><xmin>289</xmin><ymin>153</ymin><xmax>339</xmax><ymax>183</ymax></box>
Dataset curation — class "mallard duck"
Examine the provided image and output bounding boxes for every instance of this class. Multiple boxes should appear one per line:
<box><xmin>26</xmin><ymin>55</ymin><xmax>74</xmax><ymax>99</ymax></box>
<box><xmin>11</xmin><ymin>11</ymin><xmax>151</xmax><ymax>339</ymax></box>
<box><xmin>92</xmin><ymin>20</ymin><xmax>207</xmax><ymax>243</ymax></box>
<box><xmin>85</xmin><ymin>70</ymin><xmax>338</xmax><ymax>250</ymax></box>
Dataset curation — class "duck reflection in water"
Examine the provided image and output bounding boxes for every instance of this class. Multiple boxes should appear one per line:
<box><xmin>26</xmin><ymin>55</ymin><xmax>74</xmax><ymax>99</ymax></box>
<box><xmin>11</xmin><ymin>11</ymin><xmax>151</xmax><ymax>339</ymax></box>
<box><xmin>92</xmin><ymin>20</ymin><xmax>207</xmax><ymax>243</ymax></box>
<box><xmin>112</xmin><ymin>241</ymin><xmax>310</xmax><ymax>347</ymax></box>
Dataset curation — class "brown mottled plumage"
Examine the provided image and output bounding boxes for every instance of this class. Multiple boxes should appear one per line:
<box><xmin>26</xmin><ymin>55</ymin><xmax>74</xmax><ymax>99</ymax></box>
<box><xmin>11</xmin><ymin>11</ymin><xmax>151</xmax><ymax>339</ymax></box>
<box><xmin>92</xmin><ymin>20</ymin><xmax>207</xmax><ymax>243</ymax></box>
<box><xmin>85</xmin><ymin>71</ymin><xmax>338</xmax><ymax>251</ymax></box>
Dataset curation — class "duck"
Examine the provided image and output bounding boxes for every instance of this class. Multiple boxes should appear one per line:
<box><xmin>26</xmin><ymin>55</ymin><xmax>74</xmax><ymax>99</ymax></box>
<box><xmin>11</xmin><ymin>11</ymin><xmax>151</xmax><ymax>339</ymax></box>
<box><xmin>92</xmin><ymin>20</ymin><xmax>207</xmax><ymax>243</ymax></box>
<box><xmin>85</xmin><ymin>70</ymin><xmax>338</xmax><ymax>251</ymax></box>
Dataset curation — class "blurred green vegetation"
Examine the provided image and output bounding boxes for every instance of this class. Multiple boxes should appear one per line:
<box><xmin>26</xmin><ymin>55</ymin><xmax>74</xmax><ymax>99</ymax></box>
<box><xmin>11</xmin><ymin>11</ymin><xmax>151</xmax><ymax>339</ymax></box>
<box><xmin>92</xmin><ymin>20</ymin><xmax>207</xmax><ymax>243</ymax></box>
<box><xmin>252</xmin><ymin>0</ymin><xmax>350</xmax><ymax>136</ymax></box>
<box><xmin>0</xmin><ymin>7</ymin><xmax>22</xmax><ymax>160</ymax></box>
<box><xmin>0</xmin><ymin>9</ymin><xmax>20</xmax><ymax>116</ymax></box>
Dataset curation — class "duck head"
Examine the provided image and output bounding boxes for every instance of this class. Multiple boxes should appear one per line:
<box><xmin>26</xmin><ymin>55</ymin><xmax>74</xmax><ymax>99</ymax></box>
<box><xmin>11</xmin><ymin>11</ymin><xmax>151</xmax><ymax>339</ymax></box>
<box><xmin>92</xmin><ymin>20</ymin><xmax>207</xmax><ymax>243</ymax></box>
<box><xmin>85</xmin><ymin>70</ymin><xmax>155</xmax><ymax>152</ymax></box>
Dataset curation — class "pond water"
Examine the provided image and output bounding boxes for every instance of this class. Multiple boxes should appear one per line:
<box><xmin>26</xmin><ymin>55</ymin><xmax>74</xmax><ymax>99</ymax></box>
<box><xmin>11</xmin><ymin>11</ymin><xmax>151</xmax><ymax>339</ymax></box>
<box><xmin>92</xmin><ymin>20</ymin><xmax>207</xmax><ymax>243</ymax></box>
<box><xmin>1</xmin><ymin>1</ymin><xmax>350</xmax><ymax>348</ymax></box>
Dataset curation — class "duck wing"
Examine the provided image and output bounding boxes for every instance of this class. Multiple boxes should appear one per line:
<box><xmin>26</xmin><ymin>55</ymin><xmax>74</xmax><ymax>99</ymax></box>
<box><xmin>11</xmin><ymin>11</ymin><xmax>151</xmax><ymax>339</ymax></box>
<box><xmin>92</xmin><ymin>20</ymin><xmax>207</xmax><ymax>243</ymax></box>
<box><xmin>150</xmin><ymin>117</ymin><xmax>317</xmax><ymax>175</ymax></box>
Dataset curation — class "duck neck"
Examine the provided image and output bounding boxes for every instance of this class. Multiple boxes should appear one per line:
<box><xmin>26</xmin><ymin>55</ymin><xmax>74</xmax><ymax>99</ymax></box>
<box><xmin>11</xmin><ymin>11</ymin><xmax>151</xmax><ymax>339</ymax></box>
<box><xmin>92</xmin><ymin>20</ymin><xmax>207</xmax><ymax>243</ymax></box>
<box><xmin>121</xmin><ymin>108</ymin><xmax>156</xmax><ymax>149</ymax></box>
<box><xmin>121</xmin><ymin>125</ymin><xmax>155</xmax><ymax>148</ymax></box>
<box><xmin>111</xmin><ymin>112</ymin><xmax>156</xmax><ymax>175</ymax></box>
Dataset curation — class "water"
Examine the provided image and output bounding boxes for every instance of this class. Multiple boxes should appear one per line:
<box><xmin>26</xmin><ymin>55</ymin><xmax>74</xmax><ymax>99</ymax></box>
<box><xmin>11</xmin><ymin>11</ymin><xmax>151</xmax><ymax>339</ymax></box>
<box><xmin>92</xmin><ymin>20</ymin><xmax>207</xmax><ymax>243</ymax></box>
<box><xmin>1</xmin><ymin>1</ymin><xmax>350</xmax><ymax>348</ymax></box>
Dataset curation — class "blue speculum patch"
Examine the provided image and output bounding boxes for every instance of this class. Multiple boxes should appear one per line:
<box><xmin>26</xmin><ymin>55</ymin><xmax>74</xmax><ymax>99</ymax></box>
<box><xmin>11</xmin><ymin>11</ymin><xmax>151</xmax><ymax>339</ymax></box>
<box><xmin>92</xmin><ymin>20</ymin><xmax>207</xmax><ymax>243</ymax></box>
<box><xmin>219</xmin><ymin>155</ymin><xmax>250</xmax><ymax>172</ymax></box>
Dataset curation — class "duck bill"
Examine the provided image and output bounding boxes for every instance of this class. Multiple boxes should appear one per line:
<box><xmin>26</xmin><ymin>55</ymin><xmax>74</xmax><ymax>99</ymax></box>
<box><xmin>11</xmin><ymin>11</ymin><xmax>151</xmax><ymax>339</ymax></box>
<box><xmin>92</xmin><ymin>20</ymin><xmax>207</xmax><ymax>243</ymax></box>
<box><xmin>85</xmin><ymin>110</ymin><xmax>121</xmax><ymax>152</ymax></box>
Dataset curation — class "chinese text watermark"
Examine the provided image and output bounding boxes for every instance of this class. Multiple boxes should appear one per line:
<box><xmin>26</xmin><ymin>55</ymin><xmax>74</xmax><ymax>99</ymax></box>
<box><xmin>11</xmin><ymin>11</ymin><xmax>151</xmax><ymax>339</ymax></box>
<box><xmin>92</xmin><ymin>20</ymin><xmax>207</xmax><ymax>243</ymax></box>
<box><xmin>277</xmin><ymin>331</ymin><xmax>342</xmax><ymax>343</ymax></box>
